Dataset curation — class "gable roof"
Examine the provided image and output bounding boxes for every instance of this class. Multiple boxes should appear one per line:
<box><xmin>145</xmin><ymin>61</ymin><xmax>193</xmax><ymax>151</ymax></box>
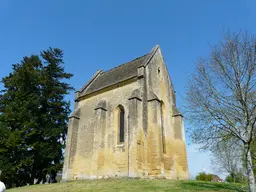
<box><xmin>77</xmin><ymin>45</ymin><xmax>160</xmax><ymax>97</ymax></box>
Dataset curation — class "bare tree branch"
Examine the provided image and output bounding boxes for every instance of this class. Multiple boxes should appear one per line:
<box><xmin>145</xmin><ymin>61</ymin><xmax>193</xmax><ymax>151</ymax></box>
<box><xmin>185</xmin><ymin>31</ymin><xmax>256</xmax><ymax>192</ymax></box>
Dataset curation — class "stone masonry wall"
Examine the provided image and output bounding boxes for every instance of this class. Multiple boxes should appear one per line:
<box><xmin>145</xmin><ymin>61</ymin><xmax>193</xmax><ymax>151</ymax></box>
<box><xmin>146</xmin><ymin>48</ymin><xmax>188</xmax><ymax>179</ymax></box>
<box><xmin>63</xmin><ymin>46</ymin><xmax>189</xmax><ymax>181</ymax></box>
<box><xmin>68</xmin><ymin>81</ymin><xmax>140</xmax><ymax>180</ymax></box>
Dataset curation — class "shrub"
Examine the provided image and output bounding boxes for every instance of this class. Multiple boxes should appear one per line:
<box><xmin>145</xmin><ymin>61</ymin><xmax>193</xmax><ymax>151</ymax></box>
<box><xmin>225</xmin><ymin>172</ymin><xmax>247</xmax><ymax>183</ymax></box>
<box><xmin>195</xmin><ymin>172</ymin><xmax>213</xmax><ymax>181</ymax></box>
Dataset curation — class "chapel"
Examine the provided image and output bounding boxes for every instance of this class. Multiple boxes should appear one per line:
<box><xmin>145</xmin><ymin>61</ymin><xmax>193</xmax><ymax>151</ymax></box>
<box><xmin>62</xmin><ymin>45</ymin><xmax>188</xmax><ymax>181</ymax></box>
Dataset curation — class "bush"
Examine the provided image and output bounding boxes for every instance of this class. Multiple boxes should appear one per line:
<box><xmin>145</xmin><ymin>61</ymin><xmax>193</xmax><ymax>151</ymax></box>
<box><xmin>225</xmin><ymin>172</ymin><xmax>247</xmax><ymax>183</ymax></box>
<box><xmin>195</xmin><ymin>172</ymin><xmax>213</xmax><ymax>181</ymax></box>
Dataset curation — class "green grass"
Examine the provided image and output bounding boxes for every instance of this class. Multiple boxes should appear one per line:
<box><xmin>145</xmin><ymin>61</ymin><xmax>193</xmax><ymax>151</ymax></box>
<box><xmin>7</xmin><ymin>179</ymin><xmax>247</xmax><ymax>192</ymax></box>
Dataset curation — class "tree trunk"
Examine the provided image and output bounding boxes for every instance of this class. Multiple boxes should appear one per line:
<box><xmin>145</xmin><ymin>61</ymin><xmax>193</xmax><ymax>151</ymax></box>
<box><xmin>231</xmin><ymin>173</ymin><xmax>235</xmax><ymax>183</ymax></box>
<box><xmin>246</xmin><ymin>148</ymin><xmax>256</xmax><ymax>192</ymax></box>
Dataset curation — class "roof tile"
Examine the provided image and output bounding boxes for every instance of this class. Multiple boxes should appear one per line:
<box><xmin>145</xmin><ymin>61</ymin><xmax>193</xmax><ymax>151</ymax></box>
<box><xmin>81</xmin><ymin>54</ymin><xmax>148</xmax><ymax>96</ymax></box>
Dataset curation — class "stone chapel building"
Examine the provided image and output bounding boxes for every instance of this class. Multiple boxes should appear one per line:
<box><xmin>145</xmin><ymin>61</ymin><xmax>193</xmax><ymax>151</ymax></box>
<box><xmin>62</xmin><ymin>45</ymin><xmax>188</xmax><ymax>181</ymax></box>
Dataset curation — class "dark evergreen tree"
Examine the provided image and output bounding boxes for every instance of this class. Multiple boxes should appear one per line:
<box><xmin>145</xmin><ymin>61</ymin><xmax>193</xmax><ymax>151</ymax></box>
<box><xmin>0</xmin><ymin>48</ymin><xmax>73</xmax><ymax>188</ymax></box>
<box><xmin>0</xmin><ymin>56</ymin><xmax>43</xmax><ymax>187</ymax></box>
<box><xmin>37</xmin><ymin>48</ymin><xmax>73</xmax><ymax>183</ymax></box>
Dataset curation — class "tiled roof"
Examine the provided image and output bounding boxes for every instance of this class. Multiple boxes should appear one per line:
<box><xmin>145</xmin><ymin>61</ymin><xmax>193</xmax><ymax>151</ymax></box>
<box><xmin>81</xmin><ymin>54</ymin><xmax>148</xmax><ymax>95</ymax></box>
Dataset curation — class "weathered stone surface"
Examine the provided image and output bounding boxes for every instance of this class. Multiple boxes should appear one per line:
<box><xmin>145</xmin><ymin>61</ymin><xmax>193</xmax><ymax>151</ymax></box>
<box><xmin>62</xmin><ymin>45</ymin><xmax>188</xmax><ymax>181</ymax></box>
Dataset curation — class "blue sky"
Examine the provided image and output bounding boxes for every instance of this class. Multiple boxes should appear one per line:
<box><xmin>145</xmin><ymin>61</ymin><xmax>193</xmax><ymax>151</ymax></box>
<box><xmin>1</xmin><ymin>0</ymin><xmax>256</xmax><ymax>179</ymax></box>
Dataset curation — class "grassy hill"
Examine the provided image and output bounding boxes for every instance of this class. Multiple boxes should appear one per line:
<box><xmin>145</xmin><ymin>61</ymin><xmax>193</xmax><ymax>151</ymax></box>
<box><xmin>7</xmin><ymin>179</ymin><xmax>246</xmax><ymax>192</ymax></box>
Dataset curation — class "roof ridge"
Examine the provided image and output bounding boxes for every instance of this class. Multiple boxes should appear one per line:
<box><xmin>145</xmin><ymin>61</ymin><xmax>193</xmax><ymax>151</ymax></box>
<box><xmin>77</xmin><ymin>45</ymin><xmax>160</xmax><ymax>98</ymax></box>
<box><xmin>101</xmin><ymin>54</ymin><xmax>149</xmax><ymax>74</ymax></box>
<box><xmin>78</xmin><ymin>69</ymin><xmax>102</xmax><ymax>93</ymax></box>
<box><xmin>141</xmin><ymin>45</ymin><xmax>160</xmax><ymax>67</ymax></box>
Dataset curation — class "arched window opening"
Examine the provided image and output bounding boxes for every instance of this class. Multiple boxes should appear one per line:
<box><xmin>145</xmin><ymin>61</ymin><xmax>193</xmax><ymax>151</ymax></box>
<box><xmin>161</xmin><ymin>102</ymin><xmax>166</xmax><ymax>154</ymax></box>
<box><xmin>118</xmin><ymin>106</ymin><xmax>125</xmax><ymax>143</ymax></box>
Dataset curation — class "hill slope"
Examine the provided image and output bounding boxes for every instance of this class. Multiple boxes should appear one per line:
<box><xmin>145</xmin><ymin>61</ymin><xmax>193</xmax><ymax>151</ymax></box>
<box><xmin>7</xmin><ymin>179</ymin><xmax>245</xmax><ymax>192</ymax></box>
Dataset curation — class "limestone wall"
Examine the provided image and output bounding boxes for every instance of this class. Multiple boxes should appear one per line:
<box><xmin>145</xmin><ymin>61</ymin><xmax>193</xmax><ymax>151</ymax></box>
<box><xmin>145</xmin><ymin>48</ymin><xmax>188</xmax><ymax>179</ymax></box>
<box><xmin>63</xmin><ymin>46</ymin><xmax>189</xmax><ymax>181</ymax></box>
<box><xmin>68</xmin><ymin>81</ymin><xmax>140</xmax><ymax>180</ymax></box>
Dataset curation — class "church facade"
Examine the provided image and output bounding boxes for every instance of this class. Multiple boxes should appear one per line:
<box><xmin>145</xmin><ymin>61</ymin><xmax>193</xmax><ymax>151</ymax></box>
<box><xmin>62</xmin><ymin>45</ymin><xmax>188</xmax><ymax>181</ymax></box>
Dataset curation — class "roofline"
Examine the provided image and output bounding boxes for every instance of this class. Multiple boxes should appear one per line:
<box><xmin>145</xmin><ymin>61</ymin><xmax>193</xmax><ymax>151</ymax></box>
<box><xmin>141</xmin><ymin>45</ymin><xmax>160</xmax><ymax>67</ymax></box>
<box><xmin>76</xmin><ymin>69</ymin><xmax>102</xmax><ymax>93</ymax></box>
<box><xmin>100</xmin><ymin>54</ymin><xmax>148</xmax><ymax>75</ymax></box>
<box><xmin>76</xmin><ymin>45</ymin><xmax>160</xmax><ymax>98</ymax></box>
<box><xmin>76</xmin><ymin>76</ymin><xmax>137</xmax><ymax>102</ymax></box>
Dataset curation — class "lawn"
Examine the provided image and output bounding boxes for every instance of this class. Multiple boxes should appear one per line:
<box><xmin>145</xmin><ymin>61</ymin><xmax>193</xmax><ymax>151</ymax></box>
<box><xmin>7</xmin><ymin>179</ymin><xmax>246</xmax><ymax>192</ymax></box>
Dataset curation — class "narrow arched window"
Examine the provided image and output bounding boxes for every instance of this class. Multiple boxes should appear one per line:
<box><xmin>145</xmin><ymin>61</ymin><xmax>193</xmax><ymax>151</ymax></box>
<box><xmin>119</xmin><ymin>107</ymin><xmax>125</xmax><ymax>143</ymax></box>
<box><xmin>161</xmin><ymin>102</ymin><xmax>166</xmax><ymax>154</ymax></box>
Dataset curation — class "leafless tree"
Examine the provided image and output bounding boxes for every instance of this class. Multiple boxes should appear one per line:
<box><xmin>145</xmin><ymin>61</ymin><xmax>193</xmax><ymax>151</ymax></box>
<box><xmin>186</xmin><ymin>32</ymin><xmax>256</xmax><ymax>192</ymax></box>
<box><xmin>211</xmin><ymin>141</ymin><xmax>242</xmax><ymax>182</ymax></box>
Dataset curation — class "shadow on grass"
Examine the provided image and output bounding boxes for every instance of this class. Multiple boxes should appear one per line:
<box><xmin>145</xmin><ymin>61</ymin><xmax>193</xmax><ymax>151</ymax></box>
<box><xmin>180</xmin><ymin>181</ymin><xmax>247</xmax><ymax>191</ymax></box>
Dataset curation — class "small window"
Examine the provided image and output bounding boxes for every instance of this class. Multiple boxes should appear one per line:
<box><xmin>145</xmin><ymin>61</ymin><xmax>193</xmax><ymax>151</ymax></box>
<box><xmin>119</xmin><ymin>106</ymin><xmax>125</xmax><ymax>143</ymax></box>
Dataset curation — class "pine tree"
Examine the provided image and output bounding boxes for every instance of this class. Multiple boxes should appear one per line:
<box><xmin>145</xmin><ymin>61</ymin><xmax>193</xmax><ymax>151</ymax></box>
<box><xmin>0</xmin><ymin>48</ymin><xmax>73</xmax><ymax>188</ymax></box>
<box><xmin>0</xmin><ymin>55</ymin><xmax>43</xmax><ymax>187</ymax></box>
<box><xmin>37</xmin><ymin>48</ymin><xmax>73</xmax><ymax>183</ymax></box>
